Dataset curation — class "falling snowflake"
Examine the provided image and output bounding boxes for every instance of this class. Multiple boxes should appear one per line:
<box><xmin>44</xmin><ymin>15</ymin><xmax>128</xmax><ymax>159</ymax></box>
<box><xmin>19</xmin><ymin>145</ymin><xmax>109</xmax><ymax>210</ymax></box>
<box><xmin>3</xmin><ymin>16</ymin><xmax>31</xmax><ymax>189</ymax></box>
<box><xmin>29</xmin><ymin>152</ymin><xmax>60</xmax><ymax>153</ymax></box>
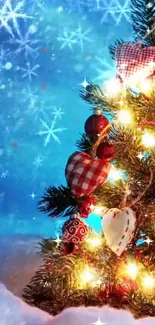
<box><xmin>19</xmin><ymin>62</ymin><xmax>40</xmax><ymax>82</ymax></box>
<box><xmin>21</xmin><ymin>86</ymin><xmax>39</xmax><ymax>109</ymax></box>
<box><xmin>33</xmin><ymin>156</ymin><xmax>43</xmax><ymax>168</ymax></box>
<box><xmin>1</xmin><ymin>170</ymin><xmax>9</xmax><ymax>178</ymax></box>
<box><xmin>13</xmin><ymin>29</ymin><xmax>40</xmax><ymax>58</ymax></box>
<box><xmin>51</xmin><ymin>106</ymin><xmax>64</xmax><ymax>119</ymax></box>
<box><xmin>36</xmin><ymin>115</ymin><xmax>67</xmax><ymax>146</ymax></box>
<box><xmin>57</xmin><ymin>29</ymin><xmax>77</xmax><ymax>51</ymax></box>
<box><xmin>0</xmin><ymin>0</ymin><xmax>32</xmax><ymax>37</ymax></box>
<box><xmin>74</xmin><ymin>25</ymin><xmax>92</xmax><ymax>52</ymax></box>
<box><xmin>100</xmin><ymin>0</ymin><xmax>131</xmax><ymax>25</ymax></box>
<box><xmin>57</xmin><ymin>25</ymin><xmax>92</xmax><ymax>52</ymax></box>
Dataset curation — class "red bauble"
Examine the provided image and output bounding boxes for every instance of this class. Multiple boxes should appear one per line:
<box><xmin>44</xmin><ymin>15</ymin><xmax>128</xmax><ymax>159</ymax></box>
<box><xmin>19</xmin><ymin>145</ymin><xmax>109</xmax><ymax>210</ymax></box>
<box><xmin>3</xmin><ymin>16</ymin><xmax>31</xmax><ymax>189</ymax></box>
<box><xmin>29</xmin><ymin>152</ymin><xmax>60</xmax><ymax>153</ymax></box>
<box><xmin>78</xmin><ymin>196</ymin><xmax>96</xmax><ymax>218</ymax></box>
<box><xmin>96</xmin><ymin>142</ymin><xmax>115</xmax><ymax>160</ymax></box>
<box><xmin>115</xmin><ymin>278</ymin><xmax>138</xmax><ymax>302</ymax></box>
<box><xmin>85</xmin><ymin>115</ymin><xmax>109</xmax><ymax>137</ymax></box>
<box><xmin>62</xmin><ymin>217</ymin><xmax>89</xmax><ymax>244</ymax></box>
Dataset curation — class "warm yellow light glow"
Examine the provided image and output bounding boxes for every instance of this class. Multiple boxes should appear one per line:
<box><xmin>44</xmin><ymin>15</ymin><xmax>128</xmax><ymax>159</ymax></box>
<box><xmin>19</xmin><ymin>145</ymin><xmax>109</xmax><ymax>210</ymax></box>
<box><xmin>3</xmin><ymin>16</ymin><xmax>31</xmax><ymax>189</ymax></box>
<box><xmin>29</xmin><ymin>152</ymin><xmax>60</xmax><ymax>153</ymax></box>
<box><xmin>105</xmin><ymin>77</ymin><xmax>122</xmax><ymax>96</ymax></box>
<box><xmin>109</xmin><ymin>166</ymin><xmax>123</xmax><ymax>182</ymax></box>
<box><xmin>79</xmin><ymin>266</ymin><xmax>98</xmax><ymax>288</ymax></box>
<box><xmin>137</xmin><ymin>152</ymin><xmax>144</xmax><ymax>160</ymax></box>
<box><xmin>142</xmin><ymin>275</ymin><xmax>154</xmax><ymax>291</ymax></box>
<box><xmin>95</xmin><ymin>279</ymin><xmax>102</xmax><ymax>286</ymax></box>
<box><xmin>93</xmin><ymin>205</ymin><xmax>106</xmax><ymax>215</ymax></box>
<box><xmin>126</xmin><ymin>263</ymin><xmax>138</xmax><ymax>280</ymax></box>
<box><xmin>86</xmin><ymin>236</ymin><xmax>102</xmax><ymax>248</ymax></box>
<box><xmin>117</xmin><ymin>109</ymin><xmax>132</xmax><ymax>124</ymax></box>
<box><xmin>138</xmin><ymin>79</ymin><xmax>152</xmax><ymax>94</ymax></box>
<box><xmin>142</xmin><ymin>131</ymin><xmax>155</xmax><ymax>147</ymax></box>
<box><xmin>118</xmin><ymin>100</ymin><xmax>124</xmax><ymax>106</ymax></box>
<box><xmin>149</xmin><ymin>61</ymin><xmax>155</xmax><ymax>69</ymax></box>
<box><xmin>145</xmin><ymin>237</ymin><xmax>153</xmax><ymax>245</ymax></box>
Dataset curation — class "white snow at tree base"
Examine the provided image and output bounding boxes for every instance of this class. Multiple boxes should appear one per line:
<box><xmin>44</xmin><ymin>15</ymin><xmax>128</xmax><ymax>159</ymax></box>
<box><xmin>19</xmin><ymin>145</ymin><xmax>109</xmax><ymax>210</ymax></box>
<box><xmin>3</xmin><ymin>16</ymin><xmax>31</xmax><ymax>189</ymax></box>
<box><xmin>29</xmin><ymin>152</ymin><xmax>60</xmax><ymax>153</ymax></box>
<box><xmin>48</xmin><ymin>306</ymin><xmax>155</xmax><ymax>325</ymax></box>
<box><xmin>0</xmin><ymin>283</ymin><xmax>155</xmax><ymax>325</ymax></box>
<box><xmin>0</xmin><ymin>283</ymin><xmax>52</xmax><ymax>325</ymax></box>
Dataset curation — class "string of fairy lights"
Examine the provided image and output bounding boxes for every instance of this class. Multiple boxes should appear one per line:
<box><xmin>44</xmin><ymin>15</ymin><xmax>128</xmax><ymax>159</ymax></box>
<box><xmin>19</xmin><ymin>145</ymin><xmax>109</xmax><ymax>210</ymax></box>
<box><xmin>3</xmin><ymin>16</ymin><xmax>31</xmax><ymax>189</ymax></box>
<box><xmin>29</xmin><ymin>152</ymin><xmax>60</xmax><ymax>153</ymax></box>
<box><xmin>52</xmin><ymin>60</ymin><xmax>155</xmax><ymax>298</ymax></box>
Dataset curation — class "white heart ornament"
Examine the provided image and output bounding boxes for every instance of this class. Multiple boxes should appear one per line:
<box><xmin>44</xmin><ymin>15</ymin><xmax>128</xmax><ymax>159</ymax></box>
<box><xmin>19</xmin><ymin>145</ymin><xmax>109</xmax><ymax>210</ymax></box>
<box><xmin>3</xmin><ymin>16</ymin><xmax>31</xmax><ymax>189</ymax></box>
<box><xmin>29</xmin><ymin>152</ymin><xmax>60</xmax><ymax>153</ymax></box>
<box><xmin>102</xmin><ymin>207</ymin><xmax>136</xmax><ymax>256</ymax></box>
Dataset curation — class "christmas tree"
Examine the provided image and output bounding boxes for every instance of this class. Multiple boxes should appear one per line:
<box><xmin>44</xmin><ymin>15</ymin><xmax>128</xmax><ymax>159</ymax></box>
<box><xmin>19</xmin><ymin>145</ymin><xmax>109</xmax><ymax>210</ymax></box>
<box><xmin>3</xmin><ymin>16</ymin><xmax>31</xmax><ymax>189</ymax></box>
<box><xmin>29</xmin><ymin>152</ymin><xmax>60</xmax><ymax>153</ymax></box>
<box><xmin>23</xmin><ymin>0</ymin><xmax>155</xmax><ymax>319</ymax></box>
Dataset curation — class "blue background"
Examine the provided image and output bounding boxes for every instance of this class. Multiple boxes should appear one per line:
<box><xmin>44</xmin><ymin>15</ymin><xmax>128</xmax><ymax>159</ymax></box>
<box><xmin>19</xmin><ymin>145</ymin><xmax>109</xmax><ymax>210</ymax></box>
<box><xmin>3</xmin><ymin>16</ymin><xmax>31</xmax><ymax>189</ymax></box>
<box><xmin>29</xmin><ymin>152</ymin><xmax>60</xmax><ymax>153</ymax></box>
<box><xmin>0</xmin><ymin>0</ymin><xmax>132</xmax><ymax>237</ymax></box>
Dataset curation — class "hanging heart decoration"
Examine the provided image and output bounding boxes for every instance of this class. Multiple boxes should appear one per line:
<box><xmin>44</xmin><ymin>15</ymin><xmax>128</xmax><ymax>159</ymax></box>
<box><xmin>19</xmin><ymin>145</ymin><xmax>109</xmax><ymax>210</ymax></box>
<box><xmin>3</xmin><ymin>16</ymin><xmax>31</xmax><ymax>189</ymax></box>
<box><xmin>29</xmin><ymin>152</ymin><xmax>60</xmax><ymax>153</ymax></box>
<box><xmin>116</xmin><ymin>42</ymin><xmax>155</xmax><ymax>85</ymax></box>
<box><xmin>102</xmin><ymin>207</ymin><xmax>136</xmax><ymax>256</ymax></box>
<box><xmin>65</xmin><ymin>152</ymin><xmax>111</xmax><ymax>198</ymax></box>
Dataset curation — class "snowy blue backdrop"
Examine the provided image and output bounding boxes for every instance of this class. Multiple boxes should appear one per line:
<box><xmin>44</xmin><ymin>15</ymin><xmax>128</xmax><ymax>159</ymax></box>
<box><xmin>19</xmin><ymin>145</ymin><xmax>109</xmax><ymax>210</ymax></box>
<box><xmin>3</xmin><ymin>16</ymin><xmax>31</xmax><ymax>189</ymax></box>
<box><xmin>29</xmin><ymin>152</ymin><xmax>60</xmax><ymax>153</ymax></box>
<box><xmin>0</xmin><ymin>0</ymin><xmax>132</xmax><ymax>238</ymax></box>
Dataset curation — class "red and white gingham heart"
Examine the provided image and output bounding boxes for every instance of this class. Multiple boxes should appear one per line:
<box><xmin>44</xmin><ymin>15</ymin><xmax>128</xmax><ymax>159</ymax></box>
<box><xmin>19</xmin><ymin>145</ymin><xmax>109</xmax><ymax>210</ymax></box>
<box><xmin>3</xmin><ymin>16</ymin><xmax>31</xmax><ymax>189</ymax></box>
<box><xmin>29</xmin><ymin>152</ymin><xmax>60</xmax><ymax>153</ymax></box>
<box><xmin>102</xmin><ymin>207</ymin><xmax>136</xmax><ymax>256</ymax></box>
<box><xmin>65</xmin><ymin>152</ymin><xmax>111</xmax><ymax>198</ymax></box>
<box><xmin>116</xmin><ymin>42</ymin><xmax>155</xmax><ymax>85</ymax></box>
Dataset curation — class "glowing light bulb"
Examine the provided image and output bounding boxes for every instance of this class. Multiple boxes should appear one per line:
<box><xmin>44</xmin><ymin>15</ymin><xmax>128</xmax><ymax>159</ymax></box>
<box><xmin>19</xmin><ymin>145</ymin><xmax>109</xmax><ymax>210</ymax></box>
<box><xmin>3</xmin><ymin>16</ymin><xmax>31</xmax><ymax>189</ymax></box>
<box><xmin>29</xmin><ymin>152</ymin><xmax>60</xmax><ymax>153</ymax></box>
<box><xmin>93</xmin><ymin>205</ymin><xmax>105</xmax><ymax>215</ymax></box>
<box><xmin>86</xmin><ymin>236</ymin><xmax>102</xmax><ymax>248</ymax></box>
<box><xmin>109</xmin><ymin>166</ymin><xmax>123</xmax><ymax>182</ymax></box>
<box><xmin>118</xmin><ymin>100</ymin><xmax>124</xmax><ymax>106</ymax></box>
<box><xmin>105</xmin><ymin>77</ymin><xmax>121</xmax><ymax>96</ymax></box>
<box><xmin>126</xmin><ymin>263</ymin><xmax>138</xmax><ymax>280</ymax></box>
<box><xmin>142</xmin><ymin>131</ymin><xmax>155</xmax><ymax>147</ymax></box>
<box><xmin>142</xmin><ymin>275</ymin><xmax>154</xmax><ymax>290</ymax></box>
<box><xmin>80</xmin><ymin>266</ymin><xmax>97</xmax><ymax>285</ymax></box>
<box><xmin>117</xmin><ymin>109</ymin><xmax>132</xmax><ymax>124</ymax></box>
<box><xmin>139</xmin><ymin>79</ymin><xmax>152</xmax><ymax>93</ymax></box>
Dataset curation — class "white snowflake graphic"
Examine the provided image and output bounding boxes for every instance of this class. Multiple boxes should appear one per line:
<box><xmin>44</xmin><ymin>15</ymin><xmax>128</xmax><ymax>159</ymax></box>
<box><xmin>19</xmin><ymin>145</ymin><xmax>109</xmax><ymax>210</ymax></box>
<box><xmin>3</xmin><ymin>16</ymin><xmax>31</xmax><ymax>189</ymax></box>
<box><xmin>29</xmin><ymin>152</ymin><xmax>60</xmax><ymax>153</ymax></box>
<box><xmin>57</xmin><ymin>25</ymin><xmax>92</xmax><ymax>52</ymax></box>
<box><xmin>13</xmin><ymin>29</ymin><xmax>40</xmax><ymax>58</ymax></box>
<box><xmin>36</xmin><ymin>116</ymin><xmax>67</xmax><ymax>146</ymax></box>
<box><xmin>0</xmin><ymin>0</ymin><xmax>32</xmax><ymax>37</ymax></box>
<box><xmin>33</xmin><ymin>156</ymin><xmax>43</xmax><ymax>168</ymax></box>
<box><xmin>100</xmin><ymin>0</ymin><xmax>131</xmax><ymax>25</ymax></box>
<box><xmin>1</xmin><ymin>170</ymin><xmax>9</xmax><ymax>178</ymax></box>
<box><xmin>74</xmin><ymin>25</ymin><xmax>92</xmax><ymax>52</ymax></box>
<box><xmin>19</xmin><ymin>62</ymin><xmax>40</xmax><ymax>82</ymax></box>
<box><xmin>57</xmin><ymin>29</ymin><xmax>77</xmax><ymax>51</ymax></box>
<box><xmin>51</xmin><ymin>106</ymin><xmax>64</xmax><ymax>119</ymax></box>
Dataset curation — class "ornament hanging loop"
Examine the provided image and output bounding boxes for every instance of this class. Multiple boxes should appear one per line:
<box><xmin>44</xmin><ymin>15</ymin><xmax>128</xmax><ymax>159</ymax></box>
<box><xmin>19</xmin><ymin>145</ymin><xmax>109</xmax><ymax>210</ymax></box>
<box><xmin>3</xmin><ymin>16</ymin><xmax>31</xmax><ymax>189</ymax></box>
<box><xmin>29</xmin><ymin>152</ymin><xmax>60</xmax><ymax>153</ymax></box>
<box><xmin>91</xmin><ymin>123</ymin><xmax>112</xmax><ymax>159</ymax></box>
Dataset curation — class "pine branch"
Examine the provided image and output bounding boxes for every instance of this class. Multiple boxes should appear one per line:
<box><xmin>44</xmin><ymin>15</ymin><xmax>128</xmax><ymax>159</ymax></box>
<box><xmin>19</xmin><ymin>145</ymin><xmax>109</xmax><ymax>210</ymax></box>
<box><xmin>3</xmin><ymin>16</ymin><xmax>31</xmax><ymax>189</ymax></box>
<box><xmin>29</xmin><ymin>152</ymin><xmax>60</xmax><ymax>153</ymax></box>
<box><xmin>76</xmin><ymin>133</ymin><xmax>98</xmax><ymax>154</ymax></box>
<box><xmin>39</xmin><ymin>237</ymin><xmax>61</xmax><ymax>257</ymax></box>
<box><xmin>94</xmin><ymin>181</ymin><xmax>127</xmax><ymax>209</ymax></box>
<box><xmin>80</xmin><ymin>83</ymin><xmax>114</xmax><ymax>112</ymax></box>
<box><xmin>131</xmin><ymin>0</ymin><xmax>155</xmax><ymax>45</ymax></box>
<box><xmin>108</xmin><ymin>39</ymin><xmax>124</xmax><ymax>61</ymax></box>
<box><xmin>38</xmin><ymin>185</ymin><xmax>78</xmax><ymax>218</ymax></box>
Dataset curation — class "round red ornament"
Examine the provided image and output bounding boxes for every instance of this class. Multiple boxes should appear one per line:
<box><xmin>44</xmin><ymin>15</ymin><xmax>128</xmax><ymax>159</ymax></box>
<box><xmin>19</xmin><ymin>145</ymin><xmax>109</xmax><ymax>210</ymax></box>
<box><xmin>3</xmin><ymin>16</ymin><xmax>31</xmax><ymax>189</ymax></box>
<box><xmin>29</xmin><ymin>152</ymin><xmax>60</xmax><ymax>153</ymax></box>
<box><xmin>62</xmin><ymin>216</ymin><xmax>89</xmax><ymax>244</ymax></box>
<box><xmin>96</xmin><ymin>142</ymin><xmax>115</xmax><ymax>160</ymax></box>
<box><xmin>78</xmin><ymin>197</ymin><xmax>96</xmax><ymax>218</ymax></box>
<box><xmin>84</xmin><ymin>114</ymin><xmax>109</xmax><ymax>137</ymax></box>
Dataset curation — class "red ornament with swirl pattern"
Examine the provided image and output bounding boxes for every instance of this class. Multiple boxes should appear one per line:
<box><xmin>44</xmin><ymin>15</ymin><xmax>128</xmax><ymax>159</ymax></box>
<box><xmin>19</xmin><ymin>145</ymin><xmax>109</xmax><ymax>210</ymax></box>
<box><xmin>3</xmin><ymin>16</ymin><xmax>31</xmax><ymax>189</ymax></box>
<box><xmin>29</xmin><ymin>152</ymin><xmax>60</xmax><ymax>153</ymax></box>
<box><xmin>62</xmin><ymin>216</ymin><xmax>89</xmax><ymax>244</ymax></box>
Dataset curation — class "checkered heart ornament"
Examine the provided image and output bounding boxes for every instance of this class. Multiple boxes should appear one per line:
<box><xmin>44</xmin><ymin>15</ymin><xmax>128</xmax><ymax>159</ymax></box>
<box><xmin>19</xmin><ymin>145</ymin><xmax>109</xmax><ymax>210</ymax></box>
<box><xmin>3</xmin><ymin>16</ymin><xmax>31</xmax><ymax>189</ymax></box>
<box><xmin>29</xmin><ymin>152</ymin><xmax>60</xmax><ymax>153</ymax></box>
<box><xmin>65</xmin><ymin>152</ymin><xmax>111</xmax><ymax>198</ymax></box>
<box><xmin>102</xmin><ymin>207</ymin><xmax>136</xmax><ymax>256</ymax></box>
<box><xmin>115</xmin><ymin>42</ymin><xmax>155</xmax><ymax>86</ymax></box>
